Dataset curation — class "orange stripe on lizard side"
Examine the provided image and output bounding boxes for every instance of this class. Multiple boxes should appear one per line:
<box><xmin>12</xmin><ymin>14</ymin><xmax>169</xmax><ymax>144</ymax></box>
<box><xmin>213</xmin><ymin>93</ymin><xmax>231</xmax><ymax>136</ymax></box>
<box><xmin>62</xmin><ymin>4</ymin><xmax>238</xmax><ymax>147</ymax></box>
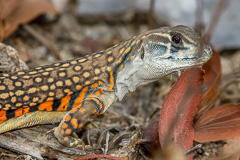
<box><xmin>0</xmin><ymin>110</ymin><xmax>7</xmax><ymax>124</ymax></box>
<box><xmin>73</xmin><ymin>86</ymin><xmax>88</xmax><ymax>108</ymax></box>
<box><xmin>15</xmin><ymin>108</ymin><xmax>23</xmax><ymax>118</ymax></box>
<box><xmin>108</xmin><ymin>71</ymin><xmax>114</xmax><ymax>91</ymax></box>
<box><xmin>38</xmin><ymin>101</ymin><xmax>53</xmax><ymax>111</ymax></box>
<box><xmin>57</xmin><ymin>95</ymin><xmax>71</xmax><ymax>111</ymax></box>
<box><xmin>23</xmin><ymin>107</ymin><xmax>30</xmax><ymax>114</ymax></box>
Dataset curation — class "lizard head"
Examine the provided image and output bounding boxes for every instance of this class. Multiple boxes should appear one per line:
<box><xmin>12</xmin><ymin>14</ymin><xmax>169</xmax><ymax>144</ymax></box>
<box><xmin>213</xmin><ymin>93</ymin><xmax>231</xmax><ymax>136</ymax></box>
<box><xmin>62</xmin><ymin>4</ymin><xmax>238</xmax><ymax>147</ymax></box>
<box><xmin>138</xmin><ymin>25</ymin><xmax>212</xmax><ymax>76</ymax></box>
<box><xmin>115</xmin><ymin>25</ymin><xmax>212</xmax><ymax>100</ymax></box>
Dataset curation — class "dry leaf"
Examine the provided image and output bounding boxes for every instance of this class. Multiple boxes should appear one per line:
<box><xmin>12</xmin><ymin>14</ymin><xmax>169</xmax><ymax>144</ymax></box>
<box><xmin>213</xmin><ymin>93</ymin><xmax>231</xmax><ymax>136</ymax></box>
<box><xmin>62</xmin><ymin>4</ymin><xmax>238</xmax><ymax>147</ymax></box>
<box><xmin>140</xmin><ymin>120</ymin><xmax>161</xmax><ymax>157</ymax></box>
<box><xmin>0</xmin><ymin>0</ymin><xmax>58</xmax><ymax>39</ymax></box>
<box><xmin>0</xmin><ymin>0</ymin><xmax>20</xmax><ymax>19</ymax></box>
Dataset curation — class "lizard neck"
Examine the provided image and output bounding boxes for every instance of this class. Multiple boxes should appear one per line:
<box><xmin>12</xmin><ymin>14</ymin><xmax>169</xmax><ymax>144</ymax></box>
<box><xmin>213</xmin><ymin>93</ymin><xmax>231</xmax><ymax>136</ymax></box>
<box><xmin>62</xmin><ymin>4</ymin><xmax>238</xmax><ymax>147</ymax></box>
<box><xmin>115</xmin><ymin>58</ymin><xmax>164</xmax><ymax>101</ymax></box>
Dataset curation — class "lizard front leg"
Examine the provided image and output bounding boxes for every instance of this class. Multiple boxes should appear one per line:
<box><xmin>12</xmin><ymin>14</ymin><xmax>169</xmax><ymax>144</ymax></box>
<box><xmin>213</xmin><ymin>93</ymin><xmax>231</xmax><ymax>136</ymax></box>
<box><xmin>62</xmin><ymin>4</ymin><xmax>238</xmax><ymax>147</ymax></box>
<box><xmin>54</xmin><ymin>95</ymin><xmax>113</xmax><ymax>147</ymax></box>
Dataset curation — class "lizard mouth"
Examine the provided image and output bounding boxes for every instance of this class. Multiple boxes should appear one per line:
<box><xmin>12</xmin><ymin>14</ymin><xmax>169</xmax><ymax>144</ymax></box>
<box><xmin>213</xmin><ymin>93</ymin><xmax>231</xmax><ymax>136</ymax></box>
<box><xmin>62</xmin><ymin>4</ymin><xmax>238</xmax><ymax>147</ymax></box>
<box><xmin>165</xmin><ymin>46</ymin><xmax>212</xmax><ymax>63</ymax></box>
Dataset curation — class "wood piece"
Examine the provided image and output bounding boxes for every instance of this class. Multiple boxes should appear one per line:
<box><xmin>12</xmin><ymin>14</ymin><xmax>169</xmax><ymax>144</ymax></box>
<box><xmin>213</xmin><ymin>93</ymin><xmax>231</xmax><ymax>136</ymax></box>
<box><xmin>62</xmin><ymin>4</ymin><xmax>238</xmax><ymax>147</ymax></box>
<box><xmin>0</xmin><ymin>125</ymin><xmax>93</xmax><ymax>159</ymax></box>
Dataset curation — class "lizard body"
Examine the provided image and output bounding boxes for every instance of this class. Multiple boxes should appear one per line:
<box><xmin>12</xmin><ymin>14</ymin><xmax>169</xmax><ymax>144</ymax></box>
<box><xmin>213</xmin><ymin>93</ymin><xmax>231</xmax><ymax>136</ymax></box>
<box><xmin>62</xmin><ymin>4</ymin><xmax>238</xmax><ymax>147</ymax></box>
<box><xmin>0</xmin><ymin>25</ymin><xmax>212</xmax><ymax>147</ymax></box>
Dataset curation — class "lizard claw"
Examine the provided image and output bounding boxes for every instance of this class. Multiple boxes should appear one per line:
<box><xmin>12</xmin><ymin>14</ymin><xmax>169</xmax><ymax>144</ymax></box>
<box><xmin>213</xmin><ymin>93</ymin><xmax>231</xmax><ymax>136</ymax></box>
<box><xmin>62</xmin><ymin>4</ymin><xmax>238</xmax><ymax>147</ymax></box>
<box><xmin>53</xmin><ymin>127</ymin><xmax>92</xmax><ymax>149</ymax></box>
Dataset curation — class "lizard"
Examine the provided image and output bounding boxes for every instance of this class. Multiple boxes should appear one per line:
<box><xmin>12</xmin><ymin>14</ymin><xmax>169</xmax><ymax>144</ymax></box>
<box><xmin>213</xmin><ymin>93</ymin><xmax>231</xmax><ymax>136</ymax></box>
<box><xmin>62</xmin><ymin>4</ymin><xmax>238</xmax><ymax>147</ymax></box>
<box><xmin>0</xmin><ymin>25</ymin><xmax>212</xmax><ymax>147</ymax></box>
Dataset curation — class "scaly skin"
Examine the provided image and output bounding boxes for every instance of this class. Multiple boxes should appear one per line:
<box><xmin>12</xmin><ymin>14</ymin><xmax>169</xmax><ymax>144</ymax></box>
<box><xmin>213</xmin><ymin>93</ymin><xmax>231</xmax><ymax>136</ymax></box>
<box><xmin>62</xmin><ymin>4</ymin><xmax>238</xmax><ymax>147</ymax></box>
<box><xmin>0</xmin><ymin>25</ymin><xmax>212</xmax><ymax>147</ymax></box>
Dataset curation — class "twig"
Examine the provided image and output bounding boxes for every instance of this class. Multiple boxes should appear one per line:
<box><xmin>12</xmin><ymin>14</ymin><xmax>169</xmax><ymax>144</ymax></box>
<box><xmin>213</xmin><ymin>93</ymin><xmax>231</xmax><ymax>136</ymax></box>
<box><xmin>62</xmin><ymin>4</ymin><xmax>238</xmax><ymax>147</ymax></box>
<box><xmin>148</xmin><ymin>0</ymin><xmax>155</xmax><ymax>30</ymax></box>
<box><xmin>185</xmin><ymin>144</ymin><xmax>203</xmax><ymax>155</ymax></box>
<box><xmin>203</xmin><ymin>0</ymin><xmax>228</xmax><ymax>43</ymax></box>
<box><xmin>104</xmin><ymin>131</ymin><xmax>110</xmax><ymax>154</ymax></box>
<box><xmin>22</xmin><ymin>24</ymin><xmax>60</xmax><ymax>59</ymax></box>
<box><xmin>195</xmin><ymin>0</ymin><xmax>204</xmax><ymax>36</ymax></box>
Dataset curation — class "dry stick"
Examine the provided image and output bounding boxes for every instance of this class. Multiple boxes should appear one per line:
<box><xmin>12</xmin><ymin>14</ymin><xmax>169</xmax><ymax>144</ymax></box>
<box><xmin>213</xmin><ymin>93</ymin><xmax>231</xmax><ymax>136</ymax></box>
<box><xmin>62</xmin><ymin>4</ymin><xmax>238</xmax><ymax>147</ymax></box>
<box><xmin>185</xmin><ymin>144</ymin><xmax>202</xmax><ymax>155</ymax></box>
<box><xmin>148</xmin><ymin>0</ymin><xmax>155</xmax><ymax>30</ymax></box>
<box><xmin>22</xmin><ymin>24</ymin><xmax>61</xmax><ymax>60</ymax></box>
<box><xmin>203</xmin><ymin>0</ymin><xmax>228</xmax><ymax>43</ymax></box>
<box><xmin>196</xmin><ymin>0</ymin><xmax>227</xmax><ymax>60</ymax></box>
<box><xmin>194</xmin><ymin>0</ymin><xmax>204</xmax><ymax>36</ymax></box>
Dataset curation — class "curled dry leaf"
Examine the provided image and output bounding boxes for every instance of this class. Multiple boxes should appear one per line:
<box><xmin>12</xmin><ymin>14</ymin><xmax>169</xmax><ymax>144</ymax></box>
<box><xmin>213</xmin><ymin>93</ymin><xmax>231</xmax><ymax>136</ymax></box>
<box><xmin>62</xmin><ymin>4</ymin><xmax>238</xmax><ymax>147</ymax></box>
<box><xmin>195</xmin><ymin>48</ymin><xmax>222</xmax><ymax>120</ymax></box>
<box><xmin>194</xmin><ymin>103</ymin><xmax>240</xmax><ymax>142</ymax></box>
<box><xmin>139</xmin><ymin>120</ymin><xmax>161</xmax><ymax>157</ymax></box>
<box><xmin>0</xmin><ymin>0</ymin><xmax>58</xmax><ymax>39</ymax></box>
<box><xmin>159</xmin><ymin>67</ymin><xmax>204</xmax><ymax>160</ymax></box>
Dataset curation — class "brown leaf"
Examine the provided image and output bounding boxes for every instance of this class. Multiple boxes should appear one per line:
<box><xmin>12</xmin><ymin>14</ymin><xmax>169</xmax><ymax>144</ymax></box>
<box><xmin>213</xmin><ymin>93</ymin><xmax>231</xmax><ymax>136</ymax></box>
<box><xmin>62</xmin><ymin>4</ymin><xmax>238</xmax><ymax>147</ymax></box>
<box><xmin>194</xmin><ymin>104</ymin><xmax>240</xmax><ymax>142</ymax></box>
<box><xmin>195</xmin><ymin>48</ymin><xmax>222</xmax><ymax>120</ymax></box>
<box><xmin>0</xmin><ymin>0</ymin><xmax>20</xmax><ymax>19</ymax></box>
<box><xmin>159</xmin><ymin>67</ymin><xmax>204</xmax><ymax>159</ymax></box>
<box><xmin>1</xmin><ymin>0</ymin><xmax>58</xmax><ymax>39</ymax></box>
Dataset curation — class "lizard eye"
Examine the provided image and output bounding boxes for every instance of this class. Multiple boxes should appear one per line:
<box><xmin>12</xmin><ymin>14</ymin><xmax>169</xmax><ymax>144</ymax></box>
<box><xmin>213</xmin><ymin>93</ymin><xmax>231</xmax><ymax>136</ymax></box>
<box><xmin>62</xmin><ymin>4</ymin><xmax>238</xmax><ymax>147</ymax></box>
<box><xmin>172</xmin><ymin>35</ymin><xmax>181</xmax><ymax>44</ymax></box>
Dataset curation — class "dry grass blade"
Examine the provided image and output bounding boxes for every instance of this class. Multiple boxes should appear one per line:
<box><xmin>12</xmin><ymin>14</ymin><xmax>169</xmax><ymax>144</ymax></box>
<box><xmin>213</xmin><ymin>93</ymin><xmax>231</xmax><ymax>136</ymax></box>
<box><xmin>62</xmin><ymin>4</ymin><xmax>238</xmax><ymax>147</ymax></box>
<box><xmin>23</xmin><ymin>24</ymin><xmax>60</xmax><ymax>59</ymax></box>
<box><xmin>194</xmin><ymin>0</ymin><xmax>204</xmax><ymax>35</ymax></box>
<box><xmin>203</xmin><ymin>0</ymin><xmax>228</xmax><ymax>43</ymax></box>
<box><xmin>148</xmin><ymin>0</ymin><xmax>156</xmax><ymax>30</ymax></box>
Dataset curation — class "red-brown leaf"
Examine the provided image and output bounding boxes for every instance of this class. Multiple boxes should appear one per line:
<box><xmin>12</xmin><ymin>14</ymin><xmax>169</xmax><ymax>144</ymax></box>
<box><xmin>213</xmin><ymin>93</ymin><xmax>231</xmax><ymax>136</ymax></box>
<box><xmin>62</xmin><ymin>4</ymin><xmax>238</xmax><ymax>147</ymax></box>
<box><xmin>1</xmin><ymin>0</ymin><xmax>58</xmax><ymax>39</ymax></box>
<box><xmin>194</xmin><ymin>103</ymin><xmax>240</xmax><ymax>142</ymax></box>
<box><xmin>195</xmin><ymin>48</ymin><xmax>221</xmax><ymax>120</ymax></box>
<box><xmin>159</xmin><ymin>67</ymin><xmax>204</xmax><ymax>159</ymax></box>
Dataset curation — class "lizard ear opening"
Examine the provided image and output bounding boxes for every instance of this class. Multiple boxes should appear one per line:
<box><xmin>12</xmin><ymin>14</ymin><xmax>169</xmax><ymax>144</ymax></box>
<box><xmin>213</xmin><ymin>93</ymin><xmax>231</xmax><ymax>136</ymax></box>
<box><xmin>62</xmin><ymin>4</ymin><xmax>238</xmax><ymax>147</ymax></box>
<box><xmin>140</xmin><ymin>47</ymin><xmax>145</xmax><ymax>60</ymax></box>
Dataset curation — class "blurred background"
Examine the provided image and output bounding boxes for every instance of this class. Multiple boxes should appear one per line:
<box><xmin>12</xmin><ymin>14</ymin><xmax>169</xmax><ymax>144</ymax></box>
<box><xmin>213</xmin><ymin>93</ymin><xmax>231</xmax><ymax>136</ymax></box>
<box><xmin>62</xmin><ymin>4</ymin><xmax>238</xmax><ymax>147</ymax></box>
<box><xmin>0</xmin><ymin>0</ymin><xmax>239</xmax><ymax>159</ymax></box>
